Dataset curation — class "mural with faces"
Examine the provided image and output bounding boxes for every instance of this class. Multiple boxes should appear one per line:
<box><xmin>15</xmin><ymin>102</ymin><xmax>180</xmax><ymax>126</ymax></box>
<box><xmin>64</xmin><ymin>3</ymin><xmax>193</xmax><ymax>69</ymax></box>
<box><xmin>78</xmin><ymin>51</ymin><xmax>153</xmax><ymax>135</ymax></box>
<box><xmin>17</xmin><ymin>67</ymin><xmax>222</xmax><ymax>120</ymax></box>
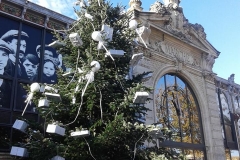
<box><xmin>13</xmin><ymin>24</ymin><xmax>42</xmax><ymax>112</ymax></box>
<box><xmin>0</xmin><ymin>16</ymin><xmax>66</xmax><ymax>113</ymax></box>
<box><xmin>43</xmin><ymin>31</ymin><xmax>66</xmax><ymax>84</ymax></box>
<box><xmin>0</xmin><ymin>16</ymin><xmax>19</xmax><ymax>109</ymax></box>
<box><xmin>19</xmin><ymin>23</ymin><xmax>42</xmax><ymax>81</ymax></box>
<box><xmin>0</xmin><ymin>16</ymin><xmax>19</xmax><ymax>77</ymax></box>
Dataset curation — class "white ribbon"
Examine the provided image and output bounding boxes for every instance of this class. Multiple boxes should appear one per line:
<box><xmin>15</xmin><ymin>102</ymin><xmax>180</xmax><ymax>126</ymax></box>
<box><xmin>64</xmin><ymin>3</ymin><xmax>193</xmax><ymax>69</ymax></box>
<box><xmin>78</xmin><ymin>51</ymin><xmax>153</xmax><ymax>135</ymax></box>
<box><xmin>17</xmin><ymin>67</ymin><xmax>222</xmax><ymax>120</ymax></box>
<box><xmin>22</xmin><ymin>92</ymin><xmax>34</xmax><ymax>116</ymax></box>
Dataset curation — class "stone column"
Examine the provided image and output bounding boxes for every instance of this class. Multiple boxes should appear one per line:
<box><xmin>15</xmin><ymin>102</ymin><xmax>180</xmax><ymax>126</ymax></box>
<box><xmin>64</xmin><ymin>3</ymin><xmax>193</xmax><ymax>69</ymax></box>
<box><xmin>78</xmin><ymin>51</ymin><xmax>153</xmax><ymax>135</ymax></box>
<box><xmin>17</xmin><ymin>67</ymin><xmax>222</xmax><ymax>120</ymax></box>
<box><xmin>204</xmin><ymin>76</ymin><xmax>226</xmax><ymax>160</ymax></box>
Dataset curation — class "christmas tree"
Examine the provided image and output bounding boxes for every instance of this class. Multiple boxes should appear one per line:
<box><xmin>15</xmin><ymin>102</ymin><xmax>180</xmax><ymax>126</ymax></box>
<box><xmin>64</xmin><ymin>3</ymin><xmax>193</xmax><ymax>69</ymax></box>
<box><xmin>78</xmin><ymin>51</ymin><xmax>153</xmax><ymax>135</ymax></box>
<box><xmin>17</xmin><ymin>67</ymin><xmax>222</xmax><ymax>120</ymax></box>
<box><xmin>10</xmin><ymin>0</ymin><xmax>182</xmax><ymax>159</ymax></box>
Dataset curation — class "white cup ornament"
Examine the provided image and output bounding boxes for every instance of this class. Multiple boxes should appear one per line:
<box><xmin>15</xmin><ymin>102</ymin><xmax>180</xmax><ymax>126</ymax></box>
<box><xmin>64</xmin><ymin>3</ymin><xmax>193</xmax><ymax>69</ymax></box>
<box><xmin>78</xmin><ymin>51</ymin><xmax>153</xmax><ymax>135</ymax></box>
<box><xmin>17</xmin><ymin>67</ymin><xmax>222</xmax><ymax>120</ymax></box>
<box><xmin>91</xmin><ymin>31</ymin><xmax>103</xmax><ymax>42</ymax></box>
<box><xmin>82</xmin><ymin>61</ymin><xmax>101</xmax><ymax>97</ymax></box>
<box><xmin>91</xmin><ymin>61</ymin><xmax>100</xmax><ymax>72</ymax></box>
<box><xmin>22</xmin><ymin>83</ymin><xmax>40</xmax><ymax>116</ymax></box>
<box><xmin>129</xmin><ymin>19</ymin><xmax>148</xmax><ymax>48</ymax></box>
<box><xmin>129</xmin><ymin>19</ymin><xmax>138</xmax><ymax>30</ymax></box>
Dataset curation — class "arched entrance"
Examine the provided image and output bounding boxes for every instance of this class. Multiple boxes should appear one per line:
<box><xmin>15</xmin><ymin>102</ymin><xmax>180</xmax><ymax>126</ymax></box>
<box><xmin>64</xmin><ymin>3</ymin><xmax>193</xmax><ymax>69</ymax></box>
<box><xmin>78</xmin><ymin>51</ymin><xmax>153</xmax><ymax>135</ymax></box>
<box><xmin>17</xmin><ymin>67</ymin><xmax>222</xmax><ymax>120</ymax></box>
<box><xmin>155</xmin><ymin>73</ymin><xmax>206</xmax><ymax>159</ymax></box>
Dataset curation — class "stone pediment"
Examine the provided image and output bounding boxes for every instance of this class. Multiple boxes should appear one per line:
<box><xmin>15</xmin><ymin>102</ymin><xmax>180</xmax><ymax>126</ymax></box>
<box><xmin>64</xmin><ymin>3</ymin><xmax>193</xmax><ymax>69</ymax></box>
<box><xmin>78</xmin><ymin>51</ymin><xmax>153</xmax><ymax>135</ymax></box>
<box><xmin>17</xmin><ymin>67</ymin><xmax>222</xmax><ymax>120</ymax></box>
<box><xmin>132</xmin><ymin>1</ymin><xmax>219</xmax><ymax>57</ymax></box>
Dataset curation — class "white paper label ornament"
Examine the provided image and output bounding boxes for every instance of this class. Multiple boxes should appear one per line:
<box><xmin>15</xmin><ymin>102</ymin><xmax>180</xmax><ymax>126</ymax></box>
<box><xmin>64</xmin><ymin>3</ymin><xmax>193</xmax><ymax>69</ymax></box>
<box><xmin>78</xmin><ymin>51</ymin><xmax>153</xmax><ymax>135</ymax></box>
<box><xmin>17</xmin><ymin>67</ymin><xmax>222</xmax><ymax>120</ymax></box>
<box><xmin>10</xmin><ymin>146</ymin><xmax>28</xmax><ymax>157</ymax></box>
<box><xmin>49</xmin><ymin>40</ymin><xmax>66</xmax><ymax>49</ymax></box>
<box><xmin>69</xmin><ymin>33</ymin><xmax>83</xmax><ymax>47</ymax></box>
<box><xmin>38</xmin><ymin>99</ymin><xmax>49</xmax><ymax>107</ymax></box>
<box><xmin>46</xmin><ymin>124</ymin><xmax>65</xmax><ymax>136</ymax></box>
<box><xmin>81</xmin><ymin>61</ymin><xmax>100</xmax><ymax>97</ymax></box>
<box><xmin>85</xmin><ymin>12</ymin><xmax>93</xmax><ymax>21</ymax></box>
<box><xmin>45</xmin><ymin>93</ymin><xmax>62</xmax><ymax>102</ymax></box>
<box><xmin>107</xmin><ymin>49</ymin><xmax>125</xmax><ymax>57</ymax></box>
<box><xmin>101</xmin><ymin>25</ymin><xmax>113</xmax><ymax>42</ymax></box>
<box><xmin>12</xmin><ymin>119</ymin><xmax>28</xmax><ymax>132</ymax></box>
<box><xmin>133</xmin><ymin>92</ymin><xmax>149</xmax><ymax>104</ymax></box>
<box><xmin>71</xmin><ymin>130</ymin><xmax>90</xmax><ymax>137</ymax></box>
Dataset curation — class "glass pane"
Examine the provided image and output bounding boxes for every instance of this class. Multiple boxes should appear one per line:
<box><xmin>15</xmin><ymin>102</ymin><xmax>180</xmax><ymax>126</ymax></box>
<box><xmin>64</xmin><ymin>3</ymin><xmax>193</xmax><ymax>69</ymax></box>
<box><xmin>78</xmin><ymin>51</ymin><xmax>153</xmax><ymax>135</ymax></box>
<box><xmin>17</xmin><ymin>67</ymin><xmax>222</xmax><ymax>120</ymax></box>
<box><xmin>234</xmin><ymin>97</ymin><xmax>240</xmax><ymax>134</ymax></box>
<box><xmin>226</xmin><ymin>149</ymin><xmax>231</xmax><ymax>160</ymax></box>
<box><xmin>0</xmin><ymin>16</ymin><xmax>20</xmax><ymax>77</ymax></box>
<box><xmin>194</xmin><ymin>150</ymin><xmax>205</xmax><ymax>160</ymax></box>
<box><xmin>15</xmin><ymin>83</ymin><xmax>37</xmax><ymax>113</ymax></box>
<box><xmin>0</xmin><ymin>79</ymin><xmax>12</xmax><ymax>109</ymax></box>
<box><xmin>184</xmin><ymin>149</ymin><xmax>194</xmax><ymax>160</ymax></box>
<box><xmin>176</xmin><ymin>77</ymin><xmax>185</xmax><ymax>89</ymax></box>
<box><xmin>220</xmin><ymin>94</ymin><xmax>233</xmax><ymax>142</ymax></box>
<box><xmin>188</xmin><ymin>89</ymin><xmax>202</xmax><ymax>144</ymax></box>
<box><xmin>156</xmin><ymin>75</ymin><xmax>203</xmax><ymax>144</ymax></box>
<box><xmin>12</xmin><ymin>112</ymin><xmax>38</xmax><ymax>124</ymax></box>
<box><xmin>155</xmin><ymin>77</ymin><xmax>167</xmax><ymax>123</ymax></box>
<box><xmin>168</xmin><ymin>87</ymin><xmax>181</xmax><ymax>142</ymax></box>
<box><xmin>166</xmin><ymin>74</ymin><xmax>175</xmax><ymax>87</ymax></box>
<box><xmin>0</xmin><ymin>111</ymin><xmax>11</xmax><ymax>124</ymax></box>
<box><xmin>18</xmin><ymin>24</ymin><xmax>42</xmax><ymax>81</ymax></box>
<box><xmin>221</xmin><ymin>94</ymin><xmax>231</xmax><ymax>123</ymax></box>
<box><xmin>12</xmin><ymin>125</ymin><xmax>26</xmax><ymax>146</ymax></box>
<box><xmin>230</xmin><ymin>150</ymin><xmax>239</xmax><ymax>160</ymax></box>
<box><xmin>0</xmin><ymin>126</ymin><xmax>11</xmax><ymax>150</ymax></box>
<box><xmin>156</xmin><ymin>76</ymin><xmax>165</xmax><ymax>92</ymax></box>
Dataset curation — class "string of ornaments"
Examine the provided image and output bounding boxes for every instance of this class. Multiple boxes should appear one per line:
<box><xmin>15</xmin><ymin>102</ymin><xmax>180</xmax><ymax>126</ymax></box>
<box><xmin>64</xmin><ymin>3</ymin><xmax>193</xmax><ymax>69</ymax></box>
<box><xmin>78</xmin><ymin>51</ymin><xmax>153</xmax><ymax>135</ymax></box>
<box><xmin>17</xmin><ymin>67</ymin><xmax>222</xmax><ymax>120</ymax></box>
<box><xmin>10</xmin><ymin>1</ymin><xmax>152</xmax><ymax>159</ymax></box>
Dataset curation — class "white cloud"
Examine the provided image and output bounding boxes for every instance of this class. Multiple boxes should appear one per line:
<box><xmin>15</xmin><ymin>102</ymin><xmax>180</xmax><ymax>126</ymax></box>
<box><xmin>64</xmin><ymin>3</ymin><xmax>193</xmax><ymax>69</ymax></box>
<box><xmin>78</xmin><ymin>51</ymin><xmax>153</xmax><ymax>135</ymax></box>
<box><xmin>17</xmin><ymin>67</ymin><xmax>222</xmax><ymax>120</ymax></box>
<box><xmin>30</xmin><ymin>0</ymin><xmax>77</xmax><ymax>19</ymax></box>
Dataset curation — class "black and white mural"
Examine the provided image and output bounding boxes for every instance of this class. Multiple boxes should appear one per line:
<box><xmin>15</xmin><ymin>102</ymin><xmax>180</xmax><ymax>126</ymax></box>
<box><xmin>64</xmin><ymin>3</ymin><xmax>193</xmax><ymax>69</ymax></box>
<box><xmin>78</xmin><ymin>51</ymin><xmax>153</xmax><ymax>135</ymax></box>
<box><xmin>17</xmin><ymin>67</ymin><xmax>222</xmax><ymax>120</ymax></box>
<box><xmin>0</xmin><ymin>16</ymin><xmax>65</xmax><ymax>114</ymax></box>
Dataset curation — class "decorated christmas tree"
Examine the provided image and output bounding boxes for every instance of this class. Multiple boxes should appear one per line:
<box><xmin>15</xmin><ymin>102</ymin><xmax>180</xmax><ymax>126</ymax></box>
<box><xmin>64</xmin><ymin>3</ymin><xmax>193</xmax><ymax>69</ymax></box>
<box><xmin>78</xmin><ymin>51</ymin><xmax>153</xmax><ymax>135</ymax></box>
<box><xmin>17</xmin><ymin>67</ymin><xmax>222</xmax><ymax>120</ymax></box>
<box><xmin>10</xmin><ymin>0</ymin><xmax>182</xmax><ymax>159</ymax></box>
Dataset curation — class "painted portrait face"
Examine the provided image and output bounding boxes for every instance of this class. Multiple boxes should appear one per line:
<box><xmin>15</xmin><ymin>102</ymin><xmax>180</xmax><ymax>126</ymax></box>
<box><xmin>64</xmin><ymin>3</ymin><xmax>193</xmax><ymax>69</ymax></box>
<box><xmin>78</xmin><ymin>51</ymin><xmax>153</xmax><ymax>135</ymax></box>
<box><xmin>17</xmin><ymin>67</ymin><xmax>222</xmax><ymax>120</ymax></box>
<box><xmin>44</xmin><ymin>50</ymin><xmax>53</xmax><ymax>59</ymax></box>
<box><xmin>0</xmin><ymin>50</ymin><xmax>9</xmax><ymax>70</ymax></box>
<box><xmin>43</xmin><ymin>61</ymin><xmax>55</xmax><ymax>77</ymax></box>
<box><xmin>23</xmin><ymin>59</ymin><xmax>38</xmax><ymax>78</ymax></box>
<box><xmin>7</xmin><ymin>39</ymin><xmax>26</xmax><ymax>58</ymax></box>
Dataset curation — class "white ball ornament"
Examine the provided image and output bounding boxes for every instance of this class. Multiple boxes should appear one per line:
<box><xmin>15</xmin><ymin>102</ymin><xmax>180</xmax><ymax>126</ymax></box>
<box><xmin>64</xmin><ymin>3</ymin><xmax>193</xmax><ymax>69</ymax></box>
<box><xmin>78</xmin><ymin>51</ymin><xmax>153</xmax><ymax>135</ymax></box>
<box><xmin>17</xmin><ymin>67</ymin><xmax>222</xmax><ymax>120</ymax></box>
<box><xmin>129</xmin><ymin>19</ymin><xmax>138</xmax><ymax>30</ymax></box>
<box><xmin>91</xmin><ymin>31</ymin><xmax>103</xmax><ymax>42</ymax></box>
<box><xmin>91</xmin><ymin>61</ymin><xmax>100</xmax><ymax>72</ymax></box>
<box><xmin>30</xmin><ymin>83</ymin><xmax>40</xmax><ymax>92</ymax></box>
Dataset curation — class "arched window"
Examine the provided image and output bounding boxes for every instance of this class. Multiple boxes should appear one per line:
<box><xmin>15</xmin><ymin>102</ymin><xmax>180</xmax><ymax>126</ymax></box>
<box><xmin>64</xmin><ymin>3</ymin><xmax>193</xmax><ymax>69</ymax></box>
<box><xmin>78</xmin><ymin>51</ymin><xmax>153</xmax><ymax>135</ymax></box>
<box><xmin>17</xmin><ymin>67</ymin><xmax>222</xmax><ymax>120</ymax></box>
<box><xmin>155</xmin><ymin>74</ymin><xmax>205</xmax><ymax>159</ymax></box>
<box><xmin>216</xmin><ymin>90</ymin><xmax>239</xmax><ymax>159</ymax></box>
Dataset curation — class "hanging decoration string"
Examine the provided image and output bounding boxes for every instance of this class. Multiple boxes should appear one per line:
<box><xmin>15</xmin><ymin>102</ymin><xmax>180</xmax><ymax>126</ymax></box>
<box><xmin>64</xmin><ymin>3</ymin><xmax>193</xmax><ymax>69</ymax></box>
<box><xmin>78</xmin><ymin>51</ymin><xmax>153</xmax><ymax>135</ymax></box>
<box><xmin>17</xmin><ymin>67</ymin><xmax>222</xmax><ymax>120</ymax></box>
<box><xmin>133</xmin><ymin>133</ymin><xmax>145</xmax><ymax>160</ymax></box>
<box><xmin>65</xmin><ymin>49</ymin><xmax>81</xmax><ymax>89</ymax></box>
<box><xmin>83</xmin><ymin>137</ymin><xmax>97</xmax><ymax>160</ymax></box>
<box><xmin>98</xmin><ymin>87</ymin><xmax>103</xmax><ymax>121</ymax></box>
<box><xmin>22</xmin><ymin>83</ymin><xmax>40</xmax><ymax>116</ymax></box>
<box><xmin>64</xmin><ymin>61</ymin><xmax>100</xmax><ymax>126</ymax></box>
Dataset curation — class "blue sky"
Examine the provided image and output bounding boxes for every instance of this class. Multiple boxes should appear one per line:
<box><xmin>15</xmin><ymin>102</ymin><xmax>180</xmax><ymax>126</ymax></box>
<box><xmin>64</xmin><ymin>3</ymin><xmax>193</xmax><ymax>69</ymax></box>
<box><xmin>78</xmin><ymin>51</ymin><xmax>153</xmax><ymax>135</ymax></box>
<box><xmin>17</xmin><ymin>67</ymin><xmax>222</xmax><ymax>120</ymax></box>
<box><xmin>31</xmin><ymin>0</ymin><xmax>240</xmax><ymax>84</ymax></box>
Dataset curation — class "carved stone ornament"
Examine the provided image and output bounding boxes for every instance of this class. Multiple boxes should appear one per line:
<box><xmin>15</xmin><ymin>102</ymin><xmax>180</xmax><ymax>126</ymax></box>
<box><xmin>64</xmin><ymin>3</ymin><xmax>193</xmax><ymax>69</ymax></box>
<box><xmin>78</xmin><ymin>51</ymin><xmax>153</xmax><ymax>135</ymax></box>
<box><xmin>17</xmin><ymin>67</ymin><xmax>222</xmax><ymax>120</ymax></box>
<box><xmin>173</xmin><ymin>56</ymin><xmax>183</xmax><ymax>72</ymax></box>
<box><xmin>158</xmin><ymin>41</ymin><xmax>200</xmax><ymax>67</ymax></box>
<box><xmin>191</xmin><ymin>23</ymin><xmax>206</xmax><ymax>39</ymax></box>
<box><xmin>228</xmin><ymin>74</ymin><xmax>235</xmax><ymax>84</ymax></box>
<box><xmin>149</xmin><ymin>1</ymin><xmax>169</xmax><ymax>15</ymax></box>
<box><xmin>203</xmin><ymin>71</ymin><xmax>216</xmax><ymax>82</ymax></box>
<box><xmin>129</xmin><ymin>0</ymin><xmax>143</xmax><ymax>11</ymax></box>
<box><xmin>136</xmin><ymin>25</ymin><xmax>151</xmax><ymax>46</ymax></box>
<box><xmin>163</xmin><ymin>0</ymin><xmax>180</xmax><ymax>7</ymax></box>
<box><xmin>149</xmin><ymin>1</ymin><xmax>207</xmax><ymax>49</ymax></box>
<box><xmin>150</xmin><ymin>40</ymin><xmax>165</xmax><ymax>53</ymax></box>
<box><xmin>204</xmin><ymin>54</ymin><xmax>215</xmax><ymax>72</ymax></box>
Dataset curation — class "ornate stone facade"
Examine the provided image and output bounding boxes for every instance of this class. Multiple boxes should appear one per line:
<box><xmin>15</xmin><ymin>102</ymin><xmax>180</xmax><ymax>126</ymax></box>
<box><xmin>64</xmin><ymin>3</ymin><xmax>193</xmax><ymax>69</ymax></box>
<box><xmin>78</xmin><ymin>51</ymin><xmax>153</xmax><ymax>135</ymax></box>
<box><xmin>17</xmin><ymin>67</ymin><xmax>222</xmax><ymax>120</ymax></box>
<box><xmin>129</xmin><ymin>0</ymin><xmax>240</xmax><ymax>159</ymax></box>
